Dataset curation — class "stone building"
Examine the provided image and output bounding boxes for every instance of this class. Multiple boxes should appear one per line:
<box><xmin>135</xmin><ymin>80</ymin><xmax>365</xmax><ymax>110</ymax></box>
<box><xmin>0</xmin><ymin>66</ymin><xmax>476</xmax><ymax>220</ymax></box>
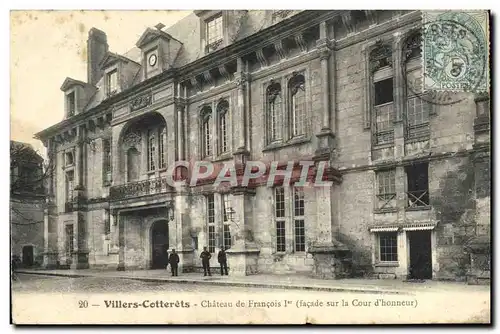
<box><xmin>34</xmin><ymin>10</ymin><xmax>490</xmax><ymax>280</ymax></box>
<box><xmin>10</xmin><ymin>141</ymin><xmax>46</xmax><ymax>268</ymax></box>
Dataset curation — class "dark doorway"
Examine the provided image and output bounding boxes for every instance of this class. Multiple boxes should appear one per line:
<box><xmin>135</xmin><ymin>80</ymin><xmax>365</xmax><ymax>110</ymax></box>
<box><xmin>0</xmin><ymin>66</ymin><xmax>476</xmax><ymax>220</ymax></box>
<box><xmin>151</xmin><ymin>220</ymin><xmax>169</xmax><ymax>269</ymax></box>
<box><xmin>22</xmin><ymin>245</ymin><xmax>34</xmax><ymax>267</ymax></box>
<box><xmin>408</xmin><ymin>231</ymin><xmax>432</xmax><ymax>279</ymax></box>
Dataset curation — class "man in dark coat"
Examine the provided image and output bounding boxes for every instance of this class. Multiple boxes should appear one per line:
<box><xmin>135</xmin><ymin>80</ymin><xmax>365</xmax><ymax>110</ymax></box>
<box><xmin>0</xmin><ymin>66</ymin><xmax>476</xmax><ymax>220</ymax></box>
<box><xmin>218</xmin><ymin>246</ymin><xmax>229</xmax><ymax>276</ymax></box>
<box><xmin>168</xmin><ymin>249</ymin><xmax>180</xmax><ymax>276</ymax></box>
<box><xmin>200</xmin><ymin>246</ymin><xmax>212</xmax><ymax>276</ymax></box>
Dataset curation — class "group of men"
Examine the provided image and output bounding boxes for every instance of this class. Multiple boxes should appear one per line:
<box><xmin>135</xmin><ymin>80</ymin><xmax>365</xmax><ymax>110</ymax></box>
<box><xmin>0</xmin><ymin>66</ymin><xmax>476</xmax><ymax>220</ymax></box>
<box><xmin>166</xmin><ymin>246</ymin><xmax>229</xmax><ymax>277</ymax></box>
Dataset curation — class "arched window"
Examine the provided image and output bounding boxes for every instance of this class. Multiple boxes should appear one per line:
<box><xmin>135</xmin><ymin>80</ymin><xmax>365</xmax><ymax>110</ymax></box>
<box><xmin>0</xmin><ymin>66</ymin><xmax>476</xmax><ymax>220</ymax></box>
<box><xmin>266</xmin><ymin>82</ymin><xmax>282</xmax><ymax>142</ymax></box>
<box><xmin>159</xmin><ymin>126</ymin><xmax>167</xmax><ymax>169</ymax></box>
<box><xmin>201</xmin><ymin>107</ymin><xmax>213</xmax><ymax>157</ymax></box>
<box><xmin>217</xmin><ymin>100</ymin><xmax>229</xmax><ymax>154</ymax></box>
<box><xmin>289</xmin><ymin>74</ymin><xmax>306</xmax><ymax>137</ymax></box>
<box><xmin>147</xmin><ymin>129</ymin><xmax>156</xmax><ymax>171</ymax></box>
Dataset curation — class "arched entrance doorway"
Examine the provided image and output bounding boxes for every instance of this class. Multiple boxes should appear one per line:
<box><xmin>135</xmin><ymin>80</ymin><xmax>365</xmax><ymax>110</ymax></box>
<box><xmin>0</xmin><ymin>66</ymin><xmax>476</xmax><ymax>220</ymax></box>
<box><xmin>151</xmin><ymin>220</ymin><xmax>169</xmax><ymax>269</ymax></box>
<box><xmin>22</xmin><ymin>245</ymin><xmax>34</xmax><ymax>267</ymax></box>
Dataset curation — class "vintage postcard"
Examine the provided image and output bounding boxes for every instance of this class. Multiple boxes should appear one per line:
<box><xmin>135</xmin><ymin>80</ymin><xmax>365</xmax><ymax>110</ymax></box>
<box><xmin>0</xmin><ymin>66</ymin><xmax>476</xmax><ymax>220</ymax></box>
<box><xmin>10</xmin><ymin>9</ymin><xmax>491</xmax><ymax>325</ymax></box>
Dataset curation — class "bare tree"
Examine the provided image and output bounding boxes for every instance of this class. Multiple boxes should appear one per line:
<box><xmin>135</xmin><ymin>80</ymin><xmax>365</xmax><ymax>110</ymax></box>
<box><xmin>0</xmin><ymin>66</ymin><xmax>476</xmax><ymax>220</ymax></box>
<box><xmin>10</xmin><ymin>141</ymin><xmax>53</xmax><ymax>226</ymax></box>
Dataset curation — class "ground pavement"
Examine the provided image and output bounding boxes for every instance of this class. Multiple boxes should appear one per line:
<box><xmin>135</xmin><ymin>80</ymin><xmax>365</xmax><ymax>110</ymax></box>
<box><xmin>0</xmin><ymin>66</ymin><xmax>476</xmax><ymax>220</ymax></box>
<box><xmin>14</xmin><ymin>268</ymin><xmax>490</xmax><ymax>295</ymax></box>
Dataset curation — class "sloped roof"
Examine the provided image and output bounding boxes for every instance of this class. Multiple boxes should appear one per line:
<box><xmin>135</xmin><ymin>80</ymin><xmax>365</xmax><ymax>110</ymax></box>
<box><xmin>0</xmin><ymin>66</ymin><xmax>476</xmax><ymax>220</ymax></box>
<box><xmin>10</xmin><ymin>141</ymin><xmax>43</xmax><ymax>163</ymax></box>
<box><xmin>60</xmin><ymin>77</ymin><xmax>87</xmax><ymax>92</ymax></box>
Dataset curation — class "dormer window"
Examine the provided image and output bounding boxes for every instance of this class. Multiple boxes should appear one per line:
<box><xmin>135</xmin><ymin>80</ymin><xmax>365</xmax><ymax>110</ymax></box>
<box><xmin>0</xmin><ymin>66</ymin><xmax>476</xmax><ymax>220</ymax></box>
<box><xmin>206</xmin><ymin>14</ymin><xmax>223</xmax><ymax>53</ymax></box>
<box><xmin>67</xmin><ymin>92</ymin><xmax>76</xmax><ymax>117</ymax></box>
<box><xmin>106</xmin><ymin>69</ymin><xmax>118</xmax><ymax>96</ymax></box>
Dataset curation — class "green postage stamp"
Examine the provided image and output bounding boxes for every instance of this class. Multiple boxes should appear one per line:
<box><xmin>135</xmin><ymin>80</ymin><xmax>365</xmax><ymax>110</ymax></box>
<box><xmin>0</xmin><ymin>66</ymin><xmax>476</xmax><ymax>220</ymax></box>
<box><xmin>422</xmin><ymin>10</ymin><xmax>490</xmax><ymax>93</ymax></box>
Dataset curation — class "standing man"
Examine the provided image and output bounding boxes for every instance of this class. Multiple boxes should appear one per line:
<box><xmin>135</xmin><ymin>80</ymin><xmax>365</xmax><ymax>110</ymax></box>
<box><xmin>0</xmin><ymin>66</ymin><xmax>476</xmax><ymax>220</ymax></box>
<box><xmin>200</xmin><ymin>246</ymin><xmax>212</xmax><ymax>276</ymax></box>
<box><xmin>168</xmin><ymin>249</ymin><xmax>180</xmax><ymax>276</ymax></box>
<box><xmin>218</xmin><ymin>246</ymin><xmax>228</xmax><ymax>276</ymax></box>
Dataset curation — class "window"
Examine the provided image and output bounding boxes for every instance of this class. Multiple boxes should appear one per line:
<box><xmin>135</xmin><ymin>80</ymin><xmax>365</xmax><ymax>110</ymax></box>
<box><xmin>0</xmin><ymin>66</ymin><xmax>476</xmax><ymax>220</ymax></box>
<box><xmin>65</xmin><ymin>151</ymin><xmax>74</xmax><ymax>166</ymax></box>
<box><xmin>104</xmin><ymin>210</ymin><xmax>110</xmax><ymax>235</ymax></box>
<box><xmin>201</xmin><ymin>107</ymin><xmax>213</xmax><ymax>158</ymax></box>
<box><xmin>370</xmin><ymin>44</ymin><xmax>394</xmax><ymax>145</ymax></box>
<box><xmin>274</xmin><ymin>187</ymin><xmax>286</xmax><ymax>252</ymax></box>
<box><xmin>217</xmin><ymin>101</ymin><xmax>229</xmax><ymax>154</ymax></box>
<box><xmin>102</xmin><ymin>139</ymin><xmax>112</xmax><ymax>185</ymax></box>
<box><xmin>65</xmin><ymin>170</ymin><xmax>74</xmax><ymax>203</ymax></box>
<box><xmin>147</xmin><ymin>129</ymin><xmax>156</xmax><ymax>171</ymax></box>
<box><xmin>376</xmin><ymin>169</ymin><xmax>396</xmax><ymax>209</ymax></box>
<box><xmin>206</xmin><ymin>14</ymin><xmax>223</xmax><ymax>50</ymax></box>
<box><xmin>65</xmin><ymin>225</ymin><xmax>74</xmax><ymax>257</ymax></box>
<box><xmin>293</xmin><ymin>187</ymin><xmax>305</xmax><ymax>252</ymax></box>
<box><xmin>379</xmin><ymin>232</ymin><xmax>398</xmax><ymax>262</ymax></box>
<box><xmin>267</xmin><ymin>82</ymin><xmax>282</xmax><ymax>143</ymax></box>
<box><xmin>159</xmin><ymin>126</ymin><xmax>167</xmax><ymax>169</ymax></box>
<box><xmin>221</xmin><ymin>194</ymin><xmax>231</xmax><ymax>249</ymax></box>
<box><xmin>374</xmin><ymin>78</ymin><xmax>394</xmax><ymax>145</ymax></box>
<box><xmin>289</xmin><ymin>74</ymin><xmax>306</xmax><ymax>137</ymax></box>
<box><xmin>107</xmin><ymin>69</ymin><xmax>118</xmax><ymax>96</ymax></box>
<box><xmin>406</xmin><ymin>163</ymin><xmax>429</xmax><ymax>208</ymax></box>
<box><xmin>67</xmin><ymin>92</ymin><xmax>76</xmax><ymax>117</ymax></box>
<box><xmin>207</xmin><ymin>194</ymin><xmax>215</xmax><ymax>253</ymax></box>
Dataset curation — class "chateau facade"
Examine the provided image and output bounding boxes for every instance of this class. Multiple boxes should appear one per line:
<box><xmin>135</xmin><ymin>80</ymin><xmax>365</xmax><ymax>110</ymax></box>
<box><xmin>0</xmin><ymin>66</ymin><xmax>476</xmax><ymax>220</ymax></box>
<box><xmin>35</xmin><ymin>10</ymin><xmax>490</xmax><ymax>281</ymax></box>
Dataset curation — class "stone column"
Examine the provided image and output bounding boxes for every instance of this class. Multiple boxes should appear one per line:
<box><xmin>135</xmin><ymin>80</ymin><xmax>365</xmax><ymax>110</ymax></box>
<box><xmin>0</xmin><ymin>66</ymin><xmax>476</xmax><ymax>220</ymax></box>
<box><xmin>71</xmin><ymin>126</ymin><xmax>89</xmax><ymax>269</ymax></box>
<box><xmin>43</xmin><ymin>138</ymin><xmax>59</xmax><ymax>268</ymax></box>
<box><xmin>314</xmin><ymin>22</ymin><xmax>335</xmax><ymax>160</ymax></box>
<box><xmin>225</xmin><ymin>187</ymin><xmax>259</xmax><ymax>276</ymax></box>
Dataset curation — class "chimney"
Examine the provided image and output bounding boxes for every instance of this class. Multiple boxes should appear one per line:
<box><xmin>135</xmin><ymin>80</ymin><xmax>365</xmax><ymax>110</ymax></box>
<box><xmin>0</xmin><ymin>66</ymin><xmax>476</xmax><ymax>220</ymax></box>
<box><xmin>87</xmin><ymin>28</ymin><xmax>109</xmax><ymax>86</ymax></box>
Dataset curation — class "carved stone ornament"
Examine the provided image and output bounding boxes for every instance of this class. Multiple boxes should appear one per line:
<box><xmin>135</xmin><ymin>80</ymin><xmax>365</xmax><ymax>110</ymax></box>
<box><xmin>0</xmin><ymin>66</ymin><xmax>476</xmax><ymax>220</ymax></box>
<box><xmin>403</xmin><ymin>31</ymin><xmax>422</xmax><ymax>61</ymax></box>
<box><xmin>369</xmin><ymin>43</ymin><xmax>393</xmax><ymax>73</ymax></box>
<box><xmin>130</xmin><ymin>93</ymin><xmax>152</xmax><ymax>112</ymax></box>
<box><xmin>123</xmin><ymin>130</ymin><xmax>142</xmax><ymax>147</ymax></box>
<box><xmin>272</xmin><ymin>10</ymin><xmax>292</xmax><ymax>20</ymax></box>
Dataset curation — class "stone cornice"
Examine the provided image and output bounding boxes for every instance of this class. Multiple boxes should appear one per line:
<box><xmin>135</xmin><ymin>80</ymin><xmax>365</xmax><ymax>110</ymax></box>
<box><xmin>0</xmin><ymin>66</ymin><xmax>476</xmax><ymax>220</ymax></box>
<box><xmin>177</xmin><ymin>10</ymin><xmax>339</xmax><ymax>80</ymax></box>
<box><xmin>337</xmin><ymin>148</ymin><xmax>480</xmax><ymax>174</ymax></box>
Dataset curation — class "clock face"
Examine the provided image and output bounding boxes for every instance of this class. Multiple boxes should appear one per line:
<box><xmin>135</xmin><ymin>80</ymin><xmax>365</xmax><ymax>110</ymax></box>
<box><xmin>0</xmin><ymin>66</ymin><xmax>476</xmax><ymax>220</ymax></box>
<box><xmin>148</xmin><ymin>53</ymin><xmax>157</xmax><ymax>66</ymax></box>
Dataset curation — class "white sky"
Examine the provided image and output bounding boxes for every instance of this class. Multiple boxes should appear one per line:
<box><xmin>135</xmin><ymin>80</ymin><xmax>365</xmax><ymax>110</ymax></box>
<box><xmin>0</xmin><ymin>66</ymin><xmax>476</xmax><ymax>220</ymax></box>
<box><xmin>10</xmin><ymin>10</ymin><xmax>192</xmax><ymax>154</ymax></box>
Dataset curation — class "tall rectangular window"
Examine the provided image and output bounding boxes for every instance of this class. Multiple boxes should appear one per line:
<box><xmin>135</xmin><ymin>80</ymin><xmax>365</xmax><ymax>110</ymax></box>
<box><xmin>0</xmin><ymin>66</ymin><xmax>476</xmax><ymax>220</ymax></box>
<box><xmin>65</xmin><ymin>224</ymin><xmax>74</xmax><ymax>257</ymax></box>
<box><xmin>379</xmin><ymin>232</ymin><xmax>398</xmax><ymax>262</ymax></box>
<box><xmin>406</xmin><ymin>163</ymin><xmax>429</xmax><ymax>208</ymax></box>
<box><xmin>206</xmin><ymin>15</ymin><xmax>223</xmax><ymax>46</ymax></box>
<box><xmin>274</xmin><ymin>187</ymin><xmax>286</xmax><ymax>252</ymax></box>
<box><xmin>65</xmin><ymin>170</ymin><xmax>74</xmax><ymax>203</ymax></box>
<box><xmin>148</xmin><ymin>129</ymin><xmax>156</xmax><ymax>171</ymax></box>
<box><xmin>293</xmin><ymin>187</ymin><xmax>305</xmax><ymax>252</ymax></box>
<box><xmin>67</xmin><ymin>92</ymin><xmax>76</xmax><ymax>117</ymax></box>
<box><xmin>207</xmin><ymin>194</ymin><xmax>215</xmax><ymax>253</ymax></box>
<box><xmin>201</xmin><ymin>109</ymin><xmax>213</xmax><ymax>158</ymax></box>
<box><xmin>107</xmin><ymin>69</ymin><xmax>118</xmax><ymax>96</ymax></box>
<box><xmin>376</xmin><ymin>169</ymin><xmax>396</xmax><ymax>209</ymax></box>
<box><xmin>374</xmin><ymin>78</ymin><xmax>394</xmax><ymax>145</ymax></box>
<box><xmin>159</xmin><ymin>127</ymin><xmax>166</xmax><ymax>169</ymax></box>
<box><xmin>102</xmin><ymin>138</ymin><xmax>112</xmax><ymax>185</ymax></box>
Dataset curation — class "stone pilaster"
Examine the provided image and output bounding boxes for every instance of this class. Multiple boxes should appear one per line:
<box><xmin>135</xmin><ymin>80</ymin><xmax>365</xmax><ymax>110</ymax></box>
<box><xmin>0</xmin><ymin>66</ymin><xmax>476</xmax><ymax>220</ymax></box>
<box><xmin>43</xmin><ymin>138</ymin><xmax>59</xmax><ymax>268</ymax></box>
<box><xmin>174</xmin><ymin>191</ymin><xmax>193</xmax><ymax>273</ymax></box>
<box><xmin>233</xmin><ymin>58</ymin><xmax>251</xmax><ymax>162</ymax></box>
<box><xmin>314</xmin><ymin>21</ymin><xmax>335</xmax><ymax>161</ymax></box>
<box><xmin>225</xmin><ymin>187</ymin><xmax>259</xmax><ymax>276</ymax></box>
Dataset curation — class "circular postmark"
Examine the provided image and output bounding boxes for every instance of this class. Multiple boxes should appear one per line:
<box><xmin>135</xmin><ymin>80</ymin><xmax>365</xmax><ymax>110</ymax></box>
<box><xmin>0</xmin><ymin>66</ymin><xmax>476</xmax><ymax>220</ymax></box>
<box><xmin>401</xmin><ymin>14</ymin><xmax>488</xmax><ymax>105</ymax></box>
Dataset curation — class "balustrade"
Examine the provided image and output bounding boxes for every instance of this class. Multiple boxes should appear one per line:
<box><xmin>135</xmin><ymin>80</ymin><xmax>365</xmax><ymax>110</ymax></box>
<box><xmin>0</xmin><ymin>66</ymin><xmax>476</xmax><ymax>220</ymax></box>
<box><xmin>109</xmin><ymin>176</ymin><xmax>174</xmax><ymax>201</ymax></box>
